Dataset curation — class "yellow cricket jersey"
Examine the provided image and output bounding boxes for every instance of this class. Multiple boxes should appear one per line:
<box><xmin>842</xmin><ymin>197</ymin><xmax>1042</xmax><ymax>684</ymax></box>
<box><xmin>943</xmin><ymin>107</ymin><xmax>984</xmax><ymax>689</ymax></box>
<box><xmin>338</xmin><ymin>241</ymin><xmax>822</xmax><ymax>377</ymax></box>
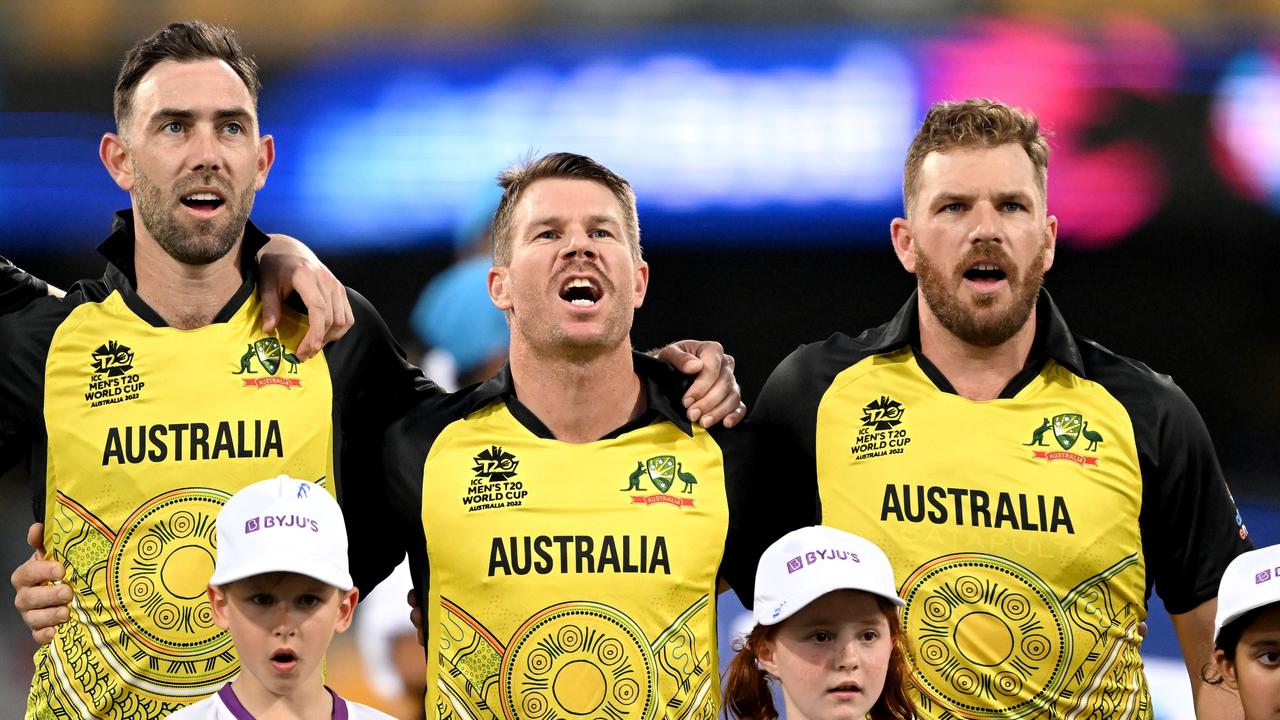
<box><xmin>752</xmin><ymin>291</ymin><xmax>1250</xmax><ymax>720</ymax></box>
<box><xmin>382</xmin><ymin>353</ymin><xmax>770</xmax><ymax>720</ymax></box>
<box><xmin>0</xmin><ymin>213</ymin><xmax>433</xmax><ymax>719</ymax></box>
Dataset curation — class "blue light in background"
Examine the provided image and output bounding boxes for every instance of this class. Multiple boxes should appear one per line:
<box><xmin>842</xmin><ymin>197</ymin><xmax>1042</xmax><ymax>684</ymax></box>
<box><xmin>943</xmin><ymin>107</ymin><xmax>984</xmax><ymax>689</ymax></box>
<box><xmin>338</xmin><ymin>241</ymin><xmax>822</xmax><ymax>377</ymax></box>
<box><xmin>256</xmin><ymin>32</ymin><xmax>917</xmax><ymax>249</ymax></box>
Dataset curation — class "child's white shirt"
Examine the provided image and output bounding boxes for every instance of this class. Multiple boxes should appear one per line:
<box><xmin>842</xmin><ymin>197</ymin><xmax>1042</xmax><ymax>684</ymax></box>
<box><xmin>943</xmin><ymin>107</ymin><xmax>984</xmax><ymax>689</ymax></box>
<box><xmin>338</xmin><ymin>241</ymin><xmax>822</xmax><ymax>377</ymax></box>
<box><xmin>165</xmin><ymin>684</ymin><xmax>395</xmax><ymax>720</ymax></box>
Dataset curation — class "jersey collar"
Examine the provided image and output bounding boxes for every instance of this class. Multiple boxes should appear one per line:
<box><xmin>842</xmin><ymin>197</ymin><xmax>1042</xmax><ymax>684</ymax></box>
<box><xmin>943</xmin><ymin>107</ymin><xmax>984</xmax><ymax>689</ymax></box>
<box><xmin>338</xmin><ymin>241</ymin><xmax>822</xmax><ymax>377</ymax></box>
<box><xmin>869</xmin><ymin>288</ymin><xmax>1087</xmax><ymax>397</ymax></box>
<box><xmin>464</xmin><ymin>350</ymin><xmax>695</xmax><ymax>440</ymax></box>
<box><xmin>96</xmin><ymin>209</ymin><xmax>270</xmax><ymax>328</ymax></box>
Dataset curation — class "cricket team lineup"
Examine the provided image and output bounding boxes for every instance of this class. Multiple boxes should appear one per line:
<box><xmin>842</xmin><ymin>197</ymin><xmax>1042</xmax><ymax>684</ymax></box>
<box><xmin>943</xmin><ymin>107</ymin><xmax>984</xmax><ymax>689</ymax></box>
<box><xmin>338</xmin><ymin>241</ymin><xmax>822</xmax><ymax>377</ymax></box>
<box><xmin>0</xmin><ymin>17</ymin><xmax>1273</xmax><ymax>720</ymax></box>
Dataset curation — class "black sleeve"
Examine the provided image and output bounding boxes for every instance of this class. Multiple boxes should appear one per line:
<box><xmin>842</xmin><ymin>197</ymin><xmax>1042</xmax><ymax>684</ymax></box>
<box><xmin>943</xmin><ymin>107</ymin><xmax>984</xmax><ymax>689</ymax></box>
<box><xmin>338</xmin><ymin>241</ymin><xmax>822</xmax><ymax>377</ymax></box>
<box><xmin>717</xmin><ymin>422</ymin><xmax>817</xmax><ymax>610</ymax></box>
<box><xmin>0</xmin><ymin>256</ymin><xmax>50</xmax><ymax>316</ymax></box>
<box><xmin>1089</xmin><ymin>348</ymin><xmax>1252</xmax><ymax>614</ymax></box>
<box><xmin>747</xmin><ymin>343</ymin><xmax>830</xmax><ymax>531</ymax></box>
<box><xmin>324</xmin><ymin>288</ymin><xmax>444</xmax><ymax>597</ymax></box>
<box><xmin>0</xmin><ymin>297</ymin><xmax>67</xmax><ymax>520</ymax></box>
<box><xmin>1139</xmin><ymin>380</ymin><xmax>1252</xmax><ymax>614</ymax></box>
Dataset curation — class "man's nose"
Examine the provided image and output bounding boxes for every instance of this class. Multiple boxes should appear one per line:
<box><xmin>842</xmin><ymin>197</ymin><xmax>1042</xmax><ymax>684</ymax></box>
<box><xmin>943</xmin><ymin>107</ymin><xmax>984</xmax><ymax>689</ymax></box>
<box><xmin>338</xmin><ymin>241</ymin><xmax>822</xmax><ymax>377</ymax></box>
<box><xmin>188</xmin><ymin>127</ymin><xmax>223</xmax><ymax>174</ymax></box>
<box><xmin>560</xmin><ymin>231</ymin><xmax>597</xmax><ymax>259</ymax></box>
<box><xmin>968</xmin><ymin>202</ymin><xmax>1005</xmax><ymax>244</ymax></box>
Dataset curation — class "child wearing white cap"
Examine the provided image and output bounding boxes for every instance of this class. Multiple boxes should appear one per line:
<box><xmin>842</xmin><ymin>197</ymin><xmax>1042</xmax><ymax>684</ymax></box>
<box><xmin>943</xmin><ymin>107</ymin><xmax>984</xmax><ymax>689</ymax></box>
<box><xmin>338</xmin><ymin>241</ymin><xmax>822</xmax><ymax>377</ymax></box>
<box><xmin>1210</xmin><ymin>544</ymin><xmax>1280</xmax><ymax>720</ymax></box>
<box><xmin>166</xmin><ymin>476</ymin><xmax>395</xmax><ymax>720</ymax></box>
<box><xmin>723</xmin><ymin>525</ymin><xmax>916</xmax><ymax>720</ymax></box>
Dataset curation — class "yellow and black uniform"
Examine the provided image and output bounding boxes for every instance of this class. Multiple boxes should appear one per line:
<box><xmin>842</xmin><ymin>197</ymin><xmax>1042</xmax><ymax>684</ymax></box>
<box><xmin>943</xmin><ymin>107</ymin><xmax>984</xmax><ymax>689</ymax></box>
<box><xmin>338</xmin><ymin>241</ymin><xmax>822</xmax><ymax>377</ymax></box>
<box><xmin>382</xmin><ymin>353</ymin><xmax>777</xmax><ymax>720</ymax></box>
<box><xmin>751</xmin><ymin>291</ymin><xmax>1251</xmax><ymax>720</ymax></box>
<box><xmin>1</xmin><ymin>255</ymin><xmax>49</xmax><ymax>316</ymax></box>
<box><xmin>0</xmin><ymin>212</ymin><xmax>436</xmax><ymax>720</ymax></box>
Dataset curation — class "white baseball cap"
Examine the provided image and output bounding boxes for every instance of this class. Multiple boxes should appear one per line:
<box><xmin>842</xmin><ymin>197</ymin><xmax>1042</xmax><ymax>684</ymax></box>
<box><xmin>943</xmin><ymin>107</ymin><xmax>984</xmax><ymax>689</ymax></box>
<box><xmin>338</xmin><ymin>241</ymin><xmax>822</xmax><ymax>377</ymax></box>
<box><xmin>753</xmin><ymin>525</ymin><xmax>904</xmax><ymax>626</ymax></box>
<box><xmin>1214</xmin><ymin>544</ymin><xmax>1280</xmax><ymax>644</ymax></box>
<box><xmin>209</xmin><ymin>475</ymin><xmax>353</xmax><ymax>591</ymax></box>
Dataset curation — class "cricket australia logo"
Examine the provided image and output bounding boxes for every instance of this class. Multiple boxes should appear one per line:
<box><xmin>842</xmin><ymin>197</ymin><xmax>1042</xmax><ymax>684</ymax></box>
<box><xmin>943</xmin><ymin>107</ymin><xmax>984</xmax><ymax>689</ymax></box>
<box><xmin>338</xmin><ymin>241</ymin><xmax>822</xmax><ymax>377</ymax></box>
<box><xmin>234</xmin><ymin>337</ymin><xmax>302</xmax><ymax>389</ymax></box>
<box><xmin>464</xmin><ymin>446</ymin><xmax>525</xmax><ymax>513</ymax></box>
<box><xmin>852</xmin><ymin>395</ymin><xmax>911</xmax><ymax>461</ymax></box>
<box><xmin>623</xmin><ymin>455</ymin><xmax>696</xmax><ymax>508</ymax></box>
<box><xmin>85</xmin><ymin>340</ymin><xmax>145</xmax><ymax>408</ymax></box>
<box><xmin>1025</xmin><ymin>412</ymin><xmax>1104</xmax><ymax>466</ymax></box>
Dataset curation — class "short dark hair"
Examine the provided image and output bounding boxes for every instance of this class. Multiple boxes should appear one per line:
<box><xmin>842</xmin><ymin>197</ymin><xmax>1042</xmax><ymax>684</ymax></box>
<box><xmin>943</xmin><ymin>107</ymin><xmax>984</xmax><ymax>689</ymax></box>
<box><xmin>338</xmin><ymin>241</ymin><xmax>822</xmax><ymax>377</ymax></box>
<box><xmin>902</xmin><ymin>98</ymin><xmax>1049</xmax><ymax>217</ymax></box>
<box><xmin>114</xmin><ymin>21</ymin><xmax>261</xmax><ymax>133</ymax></box>
<box><xmin>490</xmin><ymin>152</ymin><xmax>642</xmax><ymax>266</ymax></box>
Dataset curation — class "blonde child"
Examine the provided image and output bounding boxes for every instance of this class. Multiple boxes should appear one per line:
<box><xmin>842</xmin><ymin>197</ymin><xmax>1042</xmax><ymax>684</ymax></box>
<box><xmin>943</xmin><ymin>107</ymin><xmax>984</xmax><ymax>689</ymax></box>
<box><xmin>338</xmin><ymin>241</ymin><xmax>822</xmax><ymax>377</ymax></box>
<box><xmin>167</xmin><ymin>476</ymin><xmax>395</xmax><ymax>719</ymax></box>
<box><xmin>723</xmin><ymin>525</ymin><xmax>916</xmax><ymax>720</ymax></box>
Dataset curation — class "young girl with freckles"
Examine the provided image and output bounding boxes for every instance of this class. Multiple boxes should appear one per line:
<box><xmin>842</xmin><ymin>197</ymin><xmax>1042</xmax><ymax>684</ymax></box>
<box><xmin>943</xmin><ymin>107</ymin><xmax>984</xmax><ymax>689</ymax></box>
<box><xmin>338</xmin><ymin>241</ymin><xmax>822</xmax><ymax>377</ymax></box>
<box><xmin>724</xmin><ymin>526</ymin><xmax>916</xmax><ymax>720</ymax></box>
<box><xmin>1208</xmin><ymin>545</ymin><xmax>1280</xmax><ymax>720</ymax></box>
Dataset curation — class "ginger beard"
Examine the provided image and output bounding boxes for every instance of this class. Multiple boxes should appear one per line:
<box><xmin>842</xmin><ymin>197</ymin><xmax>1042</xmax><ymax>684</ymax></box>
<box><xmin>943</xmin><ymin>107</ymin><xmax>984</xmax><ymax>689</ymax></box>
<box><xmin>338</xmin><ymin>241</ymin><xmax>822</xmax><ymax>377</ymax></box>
<box><xmin>133</xmin><ymin>165</ymin><xmax>254</xmax><ymax>266</ymax></box>
<box><xmin>915</xmin><ymin>240</ymin><xmax>1045</xmax><ymax>348</ymax></box>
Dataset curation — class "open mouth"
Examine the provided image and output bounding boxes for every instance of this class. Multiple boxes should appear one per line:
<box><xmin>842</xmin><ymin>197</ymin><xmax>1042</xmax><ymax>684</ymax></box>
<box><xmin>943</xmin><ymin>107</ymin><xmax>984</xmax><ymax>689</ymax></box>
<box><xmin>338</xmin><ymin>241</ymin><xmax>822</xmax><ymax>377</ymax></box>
<box><xmin>179</xmin><ymin>192</ymin><xmax>225</xmax><ymax>213</ymax></box>
<box><xmin>270</xmin><ymin>648</ymin><xmax>298</xmax><ymax>672</ymax></box>
<box><xmin>829</xmin><ymin>681</ymin><xmax>862</xmax><ymax>695</ymax></box>
<box><xmin>963</xmin><ymin>262</ymin><xmax>1007</xmax><ymax>285</ymax></box>
<box><xmin>559</xmin><ymin>277</ymin><xmax>602</xmax><ymax>307</ymax></box>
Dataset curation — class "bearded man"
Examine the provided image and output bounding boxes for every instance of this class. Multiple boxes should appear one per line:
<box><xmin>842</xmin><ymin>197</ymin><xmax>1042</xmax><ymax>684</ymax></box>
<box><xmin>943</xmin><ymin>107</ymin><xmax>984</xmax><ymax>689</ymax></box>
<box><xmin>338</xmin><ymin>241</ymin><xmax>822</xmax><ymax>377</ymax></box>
<box><xmin>751</xmin><ymin>98</ymin><xmax>1250</xmax><ymax>720</ymax></box>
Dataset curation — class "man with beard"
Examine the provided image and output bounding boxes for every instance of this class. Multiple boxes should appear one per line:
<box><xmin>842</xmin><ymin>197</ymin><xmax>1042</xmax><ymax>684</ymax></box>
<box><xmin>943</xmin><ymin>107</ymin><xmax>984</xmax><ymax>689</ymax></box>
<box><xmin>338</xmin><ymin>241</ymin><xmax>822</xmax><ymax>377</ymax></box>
<box><xmin>0</xmin><ymin>23</ymin><xmax>438</xmax><ymax>718</ymax></box>
<box><xmin>381</xmin><ymin>153</ymin><xmax>775</xmax><ymax>719</ymax></box>
<box><xmin>751</xmin><ymin>99</ymin><xmax>1250</xmax><ymax>719</ymax></box>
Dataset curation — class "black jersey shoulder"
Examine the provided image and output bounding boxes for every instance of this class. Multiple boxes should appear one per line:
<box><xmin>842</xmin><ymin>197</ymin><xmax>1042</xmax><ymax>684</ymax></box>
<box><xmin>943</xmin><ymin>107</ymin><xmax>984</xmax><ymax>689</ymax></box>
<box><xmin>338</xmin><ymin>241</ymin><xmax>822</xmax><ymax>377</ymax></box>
<box><xmin>1071</xmin><ymin>333</ymin><xmax>1250</xmax><ymax>613</ymax></box>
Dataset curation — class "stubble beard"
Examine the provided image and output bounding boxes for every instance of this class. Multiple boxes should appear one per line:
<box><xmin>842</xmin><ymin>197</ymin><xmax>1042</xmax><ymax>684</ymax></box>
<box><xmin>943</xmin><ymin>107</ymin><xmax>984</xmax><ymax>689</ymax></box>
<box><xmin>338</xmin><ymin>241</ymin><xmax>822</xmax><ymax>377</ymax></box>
<box><xmin>916</xmin><ymin>242</ymin><xmax>1045</xmax><ymax>348</ymax></box>
<box><xmin>514</xmin><ymin>267</ymin><xmax>632</xmax><ymax>362</ymax></box>
<box><xmin>133</xmin><ymin>166</ymin><xmax>254</xmax><ymax>266</ymax></box>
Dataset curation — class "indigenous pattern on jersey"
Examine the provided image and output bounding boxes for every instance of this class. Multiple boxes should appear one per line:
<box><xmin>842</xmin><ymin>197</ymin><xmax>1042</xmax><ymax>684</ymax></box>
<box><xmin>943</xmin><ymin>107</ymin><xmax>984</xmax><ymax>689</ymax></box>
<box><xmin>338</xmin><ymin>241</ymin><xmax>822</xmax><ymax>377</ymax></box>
<box><xmin>383</xmin><ymin>354</ymin><xmax>771</xmax><ymax>720</ymax></box>
<box><xmin>751</xmin><ymin>291</ymin><xmax>1251</xmax><ymax>720</ymax></box>
<box><xmin>0</xmin><ymin>213</ymin><xmax>433</xmax><ymax>720</ymax></box>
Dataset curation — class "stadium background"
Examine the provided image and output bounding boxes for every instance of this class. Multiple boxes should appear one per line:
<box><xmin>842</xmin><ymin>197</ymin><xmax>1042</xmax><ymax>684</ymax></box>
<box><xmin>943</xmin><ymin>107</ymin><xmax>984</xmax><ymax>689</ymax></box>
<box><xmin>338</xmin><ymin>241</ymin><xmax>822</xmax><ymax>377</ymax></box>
<box><xmin>2</xmin><ymin>1</ymin><xmax>1279</xmax><ymax>717</ymax></box>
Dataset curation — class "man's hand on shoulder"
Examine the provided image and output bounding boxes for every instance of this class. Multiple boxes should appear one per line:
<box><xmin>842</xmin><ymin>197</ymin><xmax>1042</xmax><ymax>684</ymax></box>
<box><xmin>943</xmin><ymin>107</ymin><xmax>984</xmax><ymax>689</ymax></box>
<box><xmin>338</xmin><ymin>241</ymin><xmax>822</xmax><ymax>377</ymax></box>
<box><xmin>656</xmin><ymin>340</ymin><xmax>746</xmax><ymax>429</ymax></box>
<box><xmin>258</xmin><ymin>234</ymin><xmax>354</xmax><ymax>360</ymax></box>
<box><xmin>11</xmin><ymin>523</ymin><xmax>71</xmax><ymax>645</ymax></box>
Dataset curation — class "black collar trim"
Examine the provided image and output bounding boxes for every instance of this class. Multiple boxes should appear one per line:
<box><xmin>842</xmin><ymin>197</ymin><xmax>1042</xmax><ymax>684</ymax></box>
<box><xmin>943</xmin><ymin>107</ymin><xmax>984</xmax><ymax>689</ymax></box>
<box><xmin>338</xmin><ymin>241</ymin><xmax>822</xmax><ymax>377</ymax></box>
<box><xmin>870</xmin><ymin>289</ymin><xmax>1087</xmax><ymax>396</ymax></box>
<box><xmin>96</xmin><ymin>210</ymin><xmax>269</xmax><ymax>328</ymax></box>
<box><xmin>463</xmin><ymin>351</ymin><xmax>695</xmax><ymax>440</ymax></box>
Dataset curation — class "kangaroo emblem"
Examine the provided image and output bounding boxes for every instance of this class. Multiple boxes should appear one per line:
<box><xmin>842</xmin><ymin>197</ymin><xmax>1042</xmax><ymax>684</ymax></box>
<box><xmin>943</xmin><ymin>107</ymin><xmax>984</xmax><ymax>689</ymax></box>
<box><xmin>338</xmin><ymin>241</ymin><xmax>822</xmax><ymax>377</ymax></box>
<box><xmin>676</xmin><ymin>463</ymin><xmax>698</xmax><ymax>494</ymax></box>
<box><xmin>232</xmin><ymin>344</ymin><xmax>258</xmax><ymax>374</ymax></box>
<box><xmin>232</xmin><ymin>342</ymin><xmax>300</xmax><ymax>375</ymax></box>
<box><xmin>1024</xmin><ymin>418</ymin><xmax>1051</xmax><ymax>447</ymax></box>
<box><xmin>623</xmin><ymin>461</ymin><xmax>645</xmax><ymax>491</ymax></box>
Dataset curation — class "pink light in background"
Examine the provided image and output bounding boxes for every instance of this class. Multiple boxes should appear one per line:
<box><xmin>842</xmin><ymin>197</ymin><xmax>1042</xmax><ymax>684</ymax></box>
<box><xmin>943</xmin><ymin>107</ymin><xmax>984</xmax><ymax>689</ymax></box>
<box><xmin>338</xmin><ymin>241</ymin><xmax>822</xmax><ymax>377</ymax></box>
<box><xmin>920</xmin><ymin>19</ymin><xmax>1176</xmax><ymax>248</ymax></box>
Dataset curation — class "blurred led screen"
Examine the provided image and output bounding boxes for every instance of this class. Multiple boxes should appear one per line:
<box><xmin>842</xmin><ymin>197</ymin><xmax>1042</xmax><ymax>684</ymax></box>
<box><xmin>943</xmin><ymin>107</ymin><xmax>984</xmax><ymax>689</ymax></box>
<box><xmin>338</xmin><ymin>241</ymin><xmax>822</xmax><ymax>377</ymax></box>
<box><xmin>2</xmin><ymin>22</ymin><xmax>1277</xmax><ymax>252</ymax></box>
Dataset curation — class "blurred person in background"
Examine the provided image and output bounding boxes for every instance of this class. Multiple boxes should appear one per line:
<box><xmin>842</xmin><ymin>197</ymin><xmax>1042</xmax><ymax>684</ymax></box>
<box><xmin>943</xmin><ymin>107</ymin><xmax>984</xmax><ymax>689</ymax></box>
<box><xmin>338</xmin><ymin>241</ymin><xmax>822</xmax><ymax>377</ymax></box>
<box><xmin>409</xmin><ymin>185</ymin><xmax>509</xmax><ymax>391</ymax></box>
<box><xmin>751</xmin><ymin>98</ymin><xmax>1251</xmax><ymax>720</ymax></box>
<box><xmin>354</xmin><ymin>562</ymin><xmax>426</xmax><ymax>720</ymax></box>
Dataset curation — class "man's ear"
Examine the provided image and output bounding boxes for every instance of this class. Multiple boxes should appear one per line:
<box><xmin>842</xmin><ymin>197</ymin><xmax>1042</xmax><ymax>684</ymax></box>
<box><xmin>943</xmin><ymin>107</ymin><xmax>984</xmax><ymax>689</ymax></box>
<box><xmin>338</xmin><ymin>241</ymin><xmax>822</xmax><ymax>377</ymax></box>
<box><xmin>489</xmin><ymin>266</ymin><xmax>513</xmax><ymax>312</ymax></box>
<box><xmin>100</xmin><ymin>133</ymin><xmax>134</xmax><ymax>192</ymax></box>
<box><xmin>631</xmin><ymin>260</ymin><xmax>649</xmax><ymax>309</ymax></box>
<box><xmin>890</xmin><ymin>217</ymin><xmax>917</xmax><ymax>274</ymax></box>
<box><xmin>1042</xmin><ymin>214</ymin><xmax>1058</xmax><ymax>273</ymax></box>
<box><xmin>254</xmin><ymin>134</ymin><xmax>276</xmax><ymax>191</ymax></box>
